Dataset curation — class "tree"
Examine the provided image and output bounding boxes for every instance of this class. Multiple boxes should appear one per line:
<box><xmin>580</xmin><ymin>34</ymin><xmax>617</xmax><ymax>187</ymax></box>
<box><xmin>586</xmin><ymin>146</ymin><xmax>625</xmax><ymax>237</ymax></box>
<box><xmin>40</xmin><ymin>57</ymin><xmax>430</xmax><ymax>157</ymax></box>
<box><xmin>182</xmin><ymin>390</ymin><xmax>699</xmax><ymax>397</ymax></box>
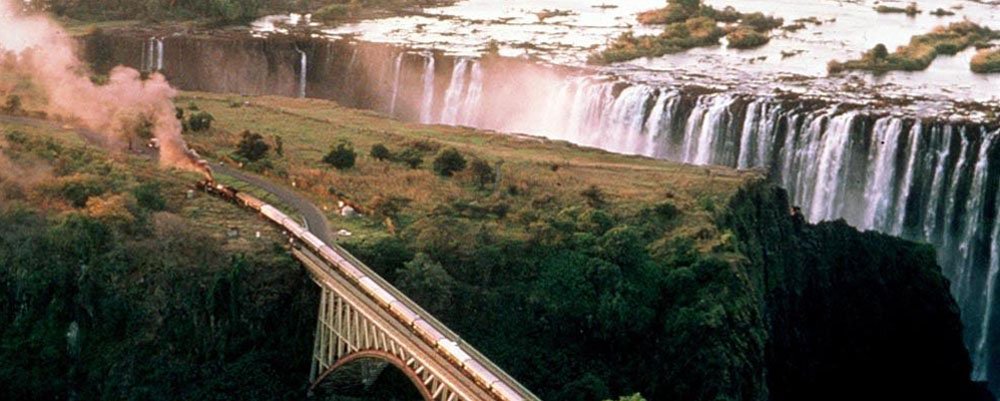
<box><xmin>432</xmin><ymin>147</ymin><xmax>467</xmax><ymax>177</ymax></box>
<box><xmin>188</xmin><ymin>111</ymin><xmax>215</xmax><ymax>132</ymax></box>
<box><xmin>370</xmin><ymin>143</ymin><xmax>392</xmax><ymax>161</ymax></box>
<box><xmin>872</xmin><ymin>43</ymin><xmax>889</xmax><ymax>60</ymax></box>
<box><xmin>469</xmin><ymin>158</ymin><xmax>496</xmax><ymax>188</ymax></box>
<box><xmin>133</xmin><ymin>182</ymin><xmax>167</xmax><ymax>211</ymax></box>
<box><xmin>323</xmin><ymin>141</ymin><xmax>356</xmax><ymax>170</ymax></box>
<box><xmin>235</xmin><ymin>130</ymin><xmax>270</xmax><ymax>162</ymax></box>
<box><xmin>273</xmin><ymin>135</ymin><xmax>284</xmax><ymax>156</ymax></box>
<box><xmin>3</xmin><ymin>95</ymin><xmax>22</xmax><ymax>114</ymax></box>
<box><xmin>394</xmin><ymin>147</ymin><xmax>423</xmax><ymax>169</ymax></box>
<box><xmin>396</xmin><ymin>253</ymin><xmax>455</xmax><ymax>315</ymax></box>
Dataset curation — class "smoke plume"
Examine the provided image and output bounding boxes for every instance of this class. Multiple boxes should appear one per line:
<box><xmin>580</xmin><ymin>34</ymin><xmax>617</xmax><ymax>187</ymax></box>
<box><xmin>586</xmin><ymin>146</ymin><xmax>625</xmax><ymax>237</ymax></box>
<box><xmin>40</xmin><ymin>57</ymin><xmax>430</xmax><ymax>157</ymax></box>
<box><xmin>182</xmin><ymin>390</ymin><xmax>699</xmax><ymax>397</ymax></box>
<box><xmin>0</xmin><ymin>0</ymin><xmax>209</xmax><ymax>177</ymax></box>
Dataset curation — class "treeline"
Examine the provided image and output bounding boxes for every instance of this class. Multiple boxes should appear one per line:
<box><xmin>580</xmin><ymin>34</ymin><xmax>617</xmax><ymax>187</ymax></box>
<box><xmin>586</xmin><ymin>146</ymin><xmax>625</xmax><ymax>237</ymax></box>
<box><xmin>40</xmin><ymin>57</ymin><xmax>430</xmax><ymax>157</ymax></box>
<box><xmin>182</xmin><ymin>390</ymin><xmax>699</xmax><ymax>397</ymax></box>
<box><xmin>345</xmin><ymin>186</ymin><xmax>766</xmax><ymax>400</ymax></box>
<box><xmin>0</xmin><ymin>129</ymin><xmax>317</xmax><ymax>400</ymax></box>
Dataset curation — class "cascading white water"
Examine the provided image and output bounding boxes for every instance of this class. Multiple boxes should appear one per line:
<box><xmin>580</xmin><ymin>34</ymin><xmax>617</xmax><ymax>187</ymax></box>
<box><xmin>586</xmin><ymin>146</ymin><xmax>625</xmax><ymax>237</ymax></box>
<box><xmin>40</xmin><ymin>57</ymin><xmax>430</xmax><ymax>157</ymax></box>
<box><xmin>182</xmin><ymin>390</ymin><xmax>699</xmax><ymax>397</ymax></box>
<box><xmin>419</xmin><ymin>53</ymin><xmax>435</xmax><ymax>124</ymax></box>
<box><xmin>440</xmin><ymin>58</ymin><xmax>470</xmax><ymax>125</ymax></box>
<box><xmin>923</xmin><ymin>126</ymin><xmax>954</xmax><ymax>242</ymax></box>
<box><xmin>977</xmin><ymin>191</ymin><xmax>1000</xmax><ymax>379</ymax></box>
<box><xmin>890</xmin><ymin>122</ymin><xmax>922</xmax><ymax>236</ymax></box>
<box><xmin>459</xmin><ymin>61</ymin><xmax>484</xmax><ymax>127</ymax></box>
<box><xmin>156</xmin><ymin>38</ymin><xmax>164</xmax><ymax>71</ymax></box>
<box><xmin>147</xmin><ymin>37</ymin><xmax>155</xmax><ymax>72</ymax></box>
<box><xmin>955</xmin><ymin>129</ymin><xmax>997</xmax><ymax>302</ymax></box>
<box><xmin>806</xmin><ymin>112</ymin><xmax>857</xmax><ymax>223</ymax></box>
<box><xmin>642</xmin><ymin>91</ymin><xmax>679</xmax><ymax>158</ymax></box>
<box><xmin>391</xmin><ymin>53</ymin><xmax>1000</xmax><ymax>380</ymax></box>
<box><xmin>296</xmin><ymin>48</ymin><xmax>307</xmax><ymax>98</ymax></box>
<box><xmin>388</xmin><ymin>52</ymin><xmax>403</xmax><ymax>115</ymax></box>
<box><xmin>861</xmin><ymin>118</ymin><xmax>904</xmax><ymax>231</ymax></box>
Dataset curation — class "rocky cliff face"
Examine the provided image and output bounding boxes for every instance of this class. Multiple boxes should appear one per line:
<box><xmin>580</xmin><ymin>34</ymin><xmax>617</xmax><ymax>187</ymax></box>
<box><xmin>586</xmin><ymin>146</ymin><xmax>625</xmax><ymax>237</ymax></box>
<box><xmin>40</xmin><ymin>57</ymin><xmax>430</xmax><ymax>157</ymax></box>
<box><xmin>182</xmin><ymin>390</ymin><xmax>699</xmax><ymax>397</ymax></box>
<box><xmin>722</xmin><ymin>181</ymin><xmax>992</xmax><ymax>401</ymax></box>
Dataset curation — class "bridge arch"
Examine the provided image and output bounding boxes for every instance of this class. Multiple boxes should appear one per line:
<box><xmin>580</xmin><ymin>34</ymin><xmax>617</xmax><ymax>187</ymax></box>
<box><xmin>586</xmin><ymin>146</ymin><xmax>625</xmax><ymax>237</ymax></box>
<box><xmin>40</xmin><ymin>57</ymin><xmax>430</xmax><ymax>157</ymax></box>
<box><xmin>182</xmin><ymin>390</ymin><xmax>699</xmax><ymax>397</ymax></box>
<box><xmin>310</xmin><ymin>350</ymin><xmax>433</xmax><ymax>401</ymax></box>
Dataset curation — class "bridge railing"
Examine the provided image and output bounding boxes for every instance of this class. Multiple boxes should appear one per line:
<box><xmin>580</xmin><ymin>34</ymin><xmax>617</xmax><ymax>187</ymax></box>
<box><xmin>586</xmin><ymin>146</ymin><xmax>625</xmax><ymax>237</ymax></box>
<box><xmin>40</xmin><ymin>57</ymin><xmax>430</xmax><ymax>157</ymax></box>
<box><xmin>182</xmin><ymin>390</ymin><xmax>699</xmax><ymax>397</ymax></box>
<box><xmin>323</xmin><ymin>241</ymin><xmax>540</xmax><ymax>401</ymax></box>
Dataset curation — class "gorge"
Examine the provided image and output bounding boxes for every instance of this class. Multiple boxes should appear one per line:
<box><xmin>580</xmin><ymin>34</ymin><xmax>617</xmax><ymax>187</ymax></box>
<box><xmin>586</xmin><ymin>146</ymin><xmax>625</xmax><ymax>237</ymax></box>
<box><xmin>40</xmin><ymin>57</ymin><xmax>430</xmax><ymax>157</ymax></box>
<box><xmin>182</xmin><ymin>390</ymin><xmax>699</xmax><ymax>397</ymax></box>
<box><xmin>83</xmin><ymin>28</ymin><xmax>1000</xmax><ymax>393</ymax></box>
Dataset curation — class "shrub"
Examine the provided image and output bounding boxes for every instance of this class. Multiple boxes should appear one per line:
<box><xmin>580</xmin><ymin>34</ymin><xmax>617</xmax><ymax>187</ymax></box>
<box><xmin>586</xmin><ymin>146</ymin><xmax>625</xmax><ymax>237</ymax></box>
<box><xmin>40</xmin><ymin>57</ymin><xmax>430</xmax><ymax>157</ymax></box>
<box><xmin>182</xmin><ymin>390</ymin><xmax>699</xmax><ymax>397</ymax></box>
<box><xmin>469</xmin><ymin>158</ymin><xmax>496</xmax><ymax>189</ymax></box>
<box><xmin>370</xmin><ymin>143</ymin><xmax>392</xmax><ymax>161</ymax></box>
<box><xmin>727</xmin><ymin>28</ymin><xmax>770</xmax><ymax>49</ymax></box>
<box><xmin>314</xmin><ymin>4</ymin><xmax>353</xmax><ymax>22</ymax></box>
<box><xmin>581</xmin><ymin>185</ymin><xmax>606</xmax><ymax>208</ymax></box>
<box><xmin>394</xmin><ymin>148</ymin><xmax>423</xmax><ymax>169</ymax></box>
<box><xmin>235</xmin><ymin>130</ymin><xmax>270</xmax><ymax>162</ymax></box>
<box><xmin>5</xmin><ymin>130</ymin><xmax>28</xmax><ymax>144</ymax></box>
<box><xmin>188</xmin><ymin>111</ymin><xmax>215</xmax><ymax>132</ymax></box>
<box><xmin>323</xmin><ymin>141</ymin><xmax>356</xmax><ymax>170</ymax></box>
<box><xmin>133</xmin><ymin>182</ymin><xmax>167</xmax><ymax>211</ymax></box>
<box><xmin>971</xmin><ymin>48</ymin><xmax>1000</xmax><ymax>73</ymax></box>
<box><xmin>2</xmin><ymin>95</ymin><xmax>22</xmax><ymax>114</ymax></box>
<box><xmin>739</xmin><ymin>12</ymin><xmax>783</xmax><ymax>32</ymax></box>
<box><xmin>432</xmin><ymin>148</ymin><xmax>467</xmax><ymax>177</ymax></box>
<box><xmin>273</xmin><ymin>135</ymin><xmax>284</xmax><ymax>156</ymax></box>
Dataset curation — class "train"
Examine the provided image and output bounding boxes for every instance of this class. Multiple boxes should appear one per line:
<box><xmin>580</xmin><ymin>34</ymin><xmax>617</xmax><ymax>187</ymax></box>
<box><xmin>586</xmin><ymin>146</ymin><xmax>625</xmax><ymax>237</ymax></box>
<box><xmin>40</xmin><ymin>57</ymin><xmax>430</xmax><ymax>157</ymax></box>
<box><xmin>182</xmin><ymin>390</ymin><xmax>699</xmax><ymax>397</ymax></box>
<box><xmin>198</xmin><ymin>180</ymin><xmax>525</xmax><ymax>401</ymax></box>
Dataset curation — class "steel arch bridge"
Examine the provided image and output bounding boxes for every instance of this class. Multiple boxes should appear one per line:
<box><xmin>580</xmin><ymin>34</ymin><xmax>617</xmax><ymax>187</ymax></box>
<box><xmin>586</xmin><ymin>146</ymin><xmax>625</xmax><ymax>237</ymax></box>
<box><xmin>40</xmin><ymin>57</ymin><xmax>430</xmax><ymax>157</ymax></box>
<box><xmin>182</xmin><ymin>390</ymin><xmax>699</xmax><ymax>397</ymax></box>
<box><xmin>203</xmin><ymin>175</ymin><xmax>538</xmax><ymax>401</ymax></box>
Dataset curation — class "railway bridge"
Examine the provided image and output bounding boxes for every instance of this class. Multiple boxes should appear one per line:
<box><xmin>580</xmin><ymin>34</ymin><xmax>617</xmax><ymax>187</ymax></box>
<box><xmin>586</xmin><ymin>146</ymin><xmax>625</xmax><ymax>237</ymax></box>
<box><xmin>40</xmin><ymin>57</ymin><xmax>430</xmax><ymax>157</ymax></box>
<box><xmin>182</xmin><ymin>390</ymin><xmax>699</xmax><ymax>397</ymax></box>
<box><xmin>206</xmin><ymin>166</ymin><xmax>538</xmax><ymax>401</ymax></box>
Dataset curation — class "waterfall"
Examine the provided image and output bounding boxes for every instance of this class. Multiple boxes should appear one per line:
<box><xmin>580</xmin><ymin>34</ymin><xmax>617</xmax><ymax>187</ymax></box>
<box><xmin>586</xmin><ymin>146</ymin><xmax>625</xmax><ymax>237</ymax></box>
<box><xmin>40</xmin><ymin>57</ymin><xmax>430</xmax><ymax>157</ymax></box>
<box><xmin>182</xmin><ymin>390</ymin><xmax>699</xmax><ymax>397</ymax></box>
<box><xmin>389</xmin><ymin>52</ymin><xmax>403</xmax><ymax>115</ymax></box>
<box><xmin>891</xmin><ymin>122</ymin><xmax>922</xmax><ymax>236</ymax></box>
<box><xmin>459</xmin><ymin>61</ymin><xmax>484</xmax><ymax>127</ymax></box>
<box><xmin>147</xmin><ymin>37</ymin><xmax>155</xmax><ymax>72</ymax></box>
<box><xmin>440</xmin><ymin>58</ymin><xmax>470</xmax><ymax>125</ymax></box>
<box><xmin>861</xmin><ymin>118</ymin><xmax>904</xmax><ymax>231</ymax></box>
<box><xmin>643</xmin><ymin>91</ymin><xmax>679</xmax><ymax>158</ymax></box>
<box><xmin>156</xmin><ymin>38</ymin><xmax>164</xmax><ymax>71</ymax></box>
<box><xmin>296</xmin><ymin>48</ymin><xmax>308</xmax><ymax>98</ymax></box>
<box><xmin>138</xmin><ymin>42</ymin><xmax>999</xmax><ymax>379</ymax></box>
<box><xmin>923</xmin><ymin>126</ymin><xmax>954</xmax><ymax>242</ymax></box>
<box><xmin>806</xmin><ymin>112</ymin><xmax>857</xmax><ymax>223</ymax></box>
<box><xmin>977</xmin><ymin>191</ymin><xmax>1000</xmax><ymax>379</ymax></box>
<box><xmin>419</xmin><ymin>53</ymin><xmax>435</xmax><ymax>124</ymax></box>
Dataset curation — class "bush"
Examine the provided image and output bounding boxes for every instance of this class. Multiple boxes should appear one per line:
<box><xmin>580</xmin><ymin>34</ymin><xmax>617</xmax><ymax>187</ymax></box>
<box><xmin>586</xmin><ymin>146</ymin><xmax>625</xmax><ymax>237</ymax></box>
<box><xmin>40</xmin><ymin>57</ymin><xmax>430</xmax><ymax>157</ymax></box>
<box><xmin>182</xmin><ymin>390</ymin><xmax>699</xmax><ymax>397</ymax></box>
<box><xmin>469</xmin><ymin>158</ymin><xmax>496</xmax><ymax>188</ymax></box>
<box><xmin>727</xmin><ymin>28</ymin><xmax>770</xmax><ymax>49</ymax></box>
<box><xmin>133</xmin><ymin>182</ymin><xmax>166</xmax><ymax>211</ymax></box>
<box><xmin>394</xmin><ymin>148</ymin><xmax>423</xmax><ymax>169</ymax></box>
<box><xmin>2</xmin><ymin>95</ymin><xmax>22</xmax><ymax>114</ymax></box>
<box><xmin>971</xmin><ymin>48</ymin><xmax>1000</xmax><ymax>73</ymax></box>
<box><xmin>235</xmin><ymin>130</ymin><xmax>270</xmax><ymax>162</ymax></box>
<box><xmin>432</xmin><ymin>148</ymin><xmax>467</xmax><ymax>177</ymax></box>
<box><xmin>370</xmin><ymin>143</ymin><xmax>392</xmax><ymax>161</ymax></box>
<box><xmin>581</xmin><ymin>185</ymin><xmax>606</xmax><ymax>208</ymax></box>
<box><xmin>314</xmin><ymin>4</ymin><xmax>353</xmax><ymax>22</ymax></box>
<box><xmin>188</xmin><ymin>111</ymin><xmax>215</xmax><ymax>132</ymax></box>
<box><xmin>323</xmin><ymin>141</ymin><xmax>357</xmax><ymax>170</ymax></box>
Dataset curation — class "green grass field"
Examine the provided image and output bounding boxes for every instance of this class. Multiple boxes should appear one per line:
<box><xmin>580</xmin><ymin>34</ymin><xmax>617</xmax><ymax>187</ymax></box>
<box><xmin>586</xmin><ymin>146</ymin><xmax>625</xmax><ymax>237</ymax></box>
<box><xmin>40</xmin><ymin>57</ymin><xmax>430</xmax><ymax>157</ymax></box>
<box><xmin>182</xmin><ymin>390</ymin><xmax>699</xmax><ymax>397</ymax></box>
<box><xmin>178</xmin><ymin>92</ymin><xmax>759</xmax><ymax>249</ymax></box>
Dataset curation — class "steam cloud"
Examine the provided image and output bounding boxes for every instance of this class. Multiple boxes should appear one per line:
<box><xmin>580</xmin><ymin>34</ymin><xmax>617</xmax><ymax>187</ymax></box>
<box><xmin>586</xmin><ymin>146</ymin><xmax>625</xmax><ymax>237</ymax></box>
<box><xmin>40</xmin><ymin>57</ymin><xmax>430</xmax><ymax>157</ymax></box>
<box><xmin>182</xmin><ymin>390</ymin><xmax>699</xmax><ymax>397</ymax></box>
<box><xmin>0</xmin><ymin>0</ymin><xmax>209</xmax><ymax>177</ymax></box>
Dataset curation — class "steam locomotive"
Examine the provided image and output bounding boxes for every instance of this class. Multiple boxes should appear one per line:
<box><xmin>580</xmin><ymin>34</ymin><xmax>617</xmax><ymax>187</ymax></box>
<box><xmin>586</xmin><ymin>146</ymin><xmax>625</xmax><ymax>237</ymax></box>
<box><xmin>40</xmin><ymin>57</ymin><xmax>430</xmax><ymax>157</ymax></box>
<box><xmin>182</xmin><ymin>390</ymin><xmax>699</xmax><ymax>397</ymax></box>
<box><xmin>197</xmin><ymin>180</ymin><xmax>525</xmax><ymax>401</ymax></box>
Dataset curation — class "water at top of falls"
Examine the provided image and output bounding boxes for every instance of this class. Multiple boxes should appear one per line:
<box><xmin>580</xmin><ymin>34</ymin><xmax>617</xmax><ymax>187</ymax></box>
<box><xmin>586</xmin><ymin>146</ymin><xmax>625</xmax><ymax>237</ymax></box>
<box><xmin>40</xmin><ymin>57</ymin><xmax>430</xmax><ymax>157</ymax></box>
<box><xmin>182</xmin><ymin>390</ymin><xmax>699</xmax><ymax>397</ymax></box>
<box><xmin>389</xmin><ymin>52</ymin><xmax>404</xmax><ymax>115</ymax></box>
<box><xmin>419</xmin><ymin>53</ymin><xmax>435</xmax><ymax>124</ymax></box>
<box><xmin>296</xmin><ymin>48</ymin><xmax>307</xmax><ymax>98</ymax></box>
